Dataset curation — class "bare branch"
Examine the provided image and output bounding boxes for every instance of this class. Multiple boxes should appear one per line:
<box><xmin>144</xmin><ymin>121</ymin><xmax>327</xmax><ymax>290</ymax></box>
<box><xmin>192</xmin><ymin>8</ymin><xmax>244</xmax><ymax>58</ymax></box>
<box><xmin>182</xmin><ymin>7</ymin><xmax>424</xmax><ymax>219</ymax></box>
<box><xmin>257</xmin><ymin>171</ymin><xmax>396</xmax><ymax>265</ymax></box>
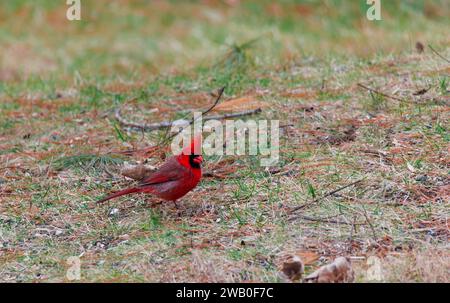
<box><xmin>357</xmin><ymin>83</ymin><xmax>405</xmax><ymax>102</ymax></box>
<box><xmin>114</xmin><ymin>87</ymin><xmax>262</xmax><ymax>136</ymax></box>
<box><xmin>288</xmin><ymin>179</ymin><xmax>364</xmax><ymax>215</ymax></box>
<box><xmin>203</xmin><ymin>108</ymin><xmax>262</xmax><ymax>120</ymax></box>
<box><xmin>428</xmin><ymin>44</ymin><xmax>450</xmax><ymax>64</ymax></box>
<box><xmin>115</xmin><ymin>87</ymin><xmax>226</xmax><ymax>133</ymax></box>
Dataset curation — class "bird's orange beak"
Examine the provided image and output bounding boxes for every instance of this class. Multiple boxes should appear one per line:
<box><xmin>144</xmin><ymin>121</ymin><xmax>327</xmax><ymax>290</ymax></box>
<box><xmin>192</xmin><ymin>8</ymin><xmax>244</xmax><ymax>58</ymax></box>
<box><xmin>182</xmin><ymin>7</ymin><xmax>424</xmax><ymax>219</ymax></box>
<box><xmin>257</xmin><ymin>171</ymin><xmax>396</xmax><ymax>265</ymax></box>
<box><xmin>193</xmin><ymin>155</ymin><xmax>203</xmax><ymax>164</ymax></box>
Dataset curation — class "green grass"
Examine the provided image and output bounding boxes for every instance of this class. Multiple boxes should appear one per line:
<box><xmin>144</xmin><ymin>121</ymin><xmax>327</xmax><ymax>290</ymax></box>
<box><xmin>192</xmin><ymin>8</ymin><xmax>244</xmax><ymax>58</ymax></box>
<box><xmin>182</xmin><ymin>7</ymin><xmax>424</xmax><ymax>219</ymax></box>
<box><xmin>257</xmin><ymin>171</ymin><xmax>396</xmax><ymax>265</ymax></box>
<box><xmin>53</xmin><ymin>154</ymin><xmax>125</xmax><ymax>171</ymax></box>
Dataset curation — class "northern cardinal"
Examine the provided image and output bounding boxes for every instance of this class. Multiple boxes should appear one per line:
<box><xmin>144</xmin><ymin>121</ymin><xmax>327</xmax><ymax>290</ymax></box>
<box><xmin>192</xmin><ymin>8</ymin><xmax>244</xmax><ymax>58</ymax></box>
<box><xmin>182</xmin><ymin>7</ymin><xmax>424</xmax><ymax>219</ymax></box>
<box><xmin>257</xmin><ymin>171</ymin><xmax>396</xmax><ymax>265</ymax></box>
<box><xmin>97</xmin><ymin>136</ymin><xmax>203</xmax><ymax>205</ymax></box>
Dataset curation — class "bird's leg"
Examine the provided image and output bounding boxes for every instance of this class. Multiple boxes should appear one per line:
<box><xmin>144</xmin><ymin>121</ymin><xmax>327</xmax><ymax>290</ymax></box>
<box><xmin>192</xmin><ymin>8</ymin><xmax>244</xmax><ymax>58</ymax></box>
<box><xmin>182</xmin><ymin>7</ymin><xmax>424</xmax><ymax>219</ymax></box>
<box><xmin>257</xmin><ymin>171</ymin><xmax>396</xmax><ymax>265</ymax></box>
<box><xmin>173</xmin><ymin>200</ymin><xmax>179</xmax><ymax>209</ymax></box>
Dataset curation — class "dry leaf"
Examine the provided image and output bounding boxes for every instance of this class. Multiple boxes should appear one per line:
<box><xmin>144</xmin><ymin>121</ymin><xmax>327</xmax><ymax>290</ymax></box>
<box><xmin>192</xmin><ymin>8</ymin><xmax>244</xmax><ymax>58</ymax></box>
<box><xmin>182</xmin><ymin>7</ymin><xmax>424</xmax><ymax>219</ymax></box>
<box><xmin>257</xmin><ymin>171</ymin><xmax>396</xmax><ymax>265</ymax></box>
<box><xmin>305</xmin><ymin>257</ymin><xmax>354</xmax><ymax>283</ymax></box>
<box><xmin>280</xmin><ymin>255</ymin><xmax>304</xmax><ymax>282</ymax></box>
<box><xmin>121</xmin><ymin>164</ymin><xmax>156</xmax><ymax>181</ymax></box>
<box><xmin>213</xmin><ymin>96</ymin><xmax>268</xmax><ymax>112</ymax></box>
<box><xmin>296</xmin><ymin>251</ymin><xmax>320</xmax><ymax>265</ymax></box>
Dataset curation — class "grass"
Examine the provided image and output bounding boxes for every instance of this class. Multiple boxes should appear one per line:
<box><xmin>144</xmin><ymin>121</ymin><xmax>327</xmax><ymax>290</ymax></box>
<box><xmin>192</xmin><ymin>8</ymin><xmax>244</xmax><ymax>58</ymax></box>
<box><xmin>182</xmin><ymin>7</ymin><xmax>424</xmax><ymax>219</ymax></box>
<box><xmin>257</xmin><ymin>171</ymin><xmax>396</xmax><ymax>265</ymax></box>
<box><xmin>0</xmin><ymin>1</ymin><xmax>449</xmax><ymax>282</ymax></box>
<box><xmin>53</xmin><ymin>154</ymin><xmax>125</xmax><ymax>171</ymax></box>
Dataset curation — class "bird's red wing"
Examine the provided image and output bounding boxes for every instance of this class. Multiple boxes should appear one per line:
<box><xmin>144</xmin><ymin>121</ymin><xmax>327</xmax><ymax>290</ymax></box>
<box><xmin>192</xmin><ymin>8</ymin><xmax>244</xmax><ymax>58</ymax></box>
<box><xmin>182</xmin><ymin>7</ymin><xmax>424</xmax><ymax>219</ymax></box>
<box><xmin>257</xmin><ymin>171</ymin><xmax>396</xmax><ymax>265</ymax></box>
<box><xmin>137</xmin><ymin>157</ymin><xmax>187</xmax><ymax>188</ymax></box>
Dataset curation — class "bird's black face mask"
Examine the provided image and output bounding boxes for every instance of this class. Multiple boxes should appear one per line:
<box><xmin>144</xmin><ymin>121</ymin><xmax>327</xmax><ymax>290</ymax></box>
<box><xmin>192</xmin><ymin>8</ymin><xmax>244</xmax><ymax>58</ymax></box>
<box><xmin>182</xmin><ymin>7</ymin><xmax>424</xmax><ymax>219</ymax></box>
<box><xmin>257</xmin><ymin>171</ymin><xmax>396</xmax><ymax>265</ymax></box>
<box><xmin>189</xmin><ymin>154</ymin><xmax>202</xmax><ymax>169</ymax></box>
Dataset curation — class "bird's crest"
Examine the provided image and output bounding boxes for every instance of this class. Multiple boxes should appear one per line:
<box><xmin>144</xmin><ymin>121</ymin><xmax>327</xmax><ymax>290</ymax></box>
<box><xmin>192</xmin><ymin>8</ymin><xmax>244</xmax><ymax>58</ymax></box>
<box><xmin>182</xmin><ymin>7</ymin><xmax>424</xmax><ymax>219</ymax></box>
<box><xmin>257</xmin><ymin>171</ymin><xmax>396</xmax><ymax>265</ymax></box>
<box><xmin>181</xmin><ymin>134</ymin><xmax>202</xmax><ymax>156</ymax></box>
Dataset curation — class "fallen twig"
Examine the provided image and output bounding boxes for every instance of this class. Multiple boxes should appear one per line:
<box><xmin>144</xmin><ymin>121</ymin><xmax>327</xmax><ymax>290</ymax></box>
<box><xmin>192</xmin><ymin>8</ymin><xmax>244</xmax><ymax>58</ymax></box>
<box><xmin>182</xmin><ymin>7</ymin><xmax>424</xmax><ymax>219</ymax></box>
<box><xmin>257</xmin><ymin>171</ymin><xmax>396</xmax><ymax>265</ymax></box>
<box><xmin>200</xmin><ymin>86</ymin><xmax>226</xmax><ymax>117</ymax></box>
<box><xmin>428</xmin><ymin>44</ymin><xmax>450</xmax><ymax>64</ymax></box>
<box><xmin>111</xmin><ymin>87</ymin><xmax>225</xmax><ymax>156</ymax></box>
<box><xmin>357</xmin><ymin>83</ymin><xmax>405</xmax><ymax>102</ymax></box>
<box><xmin>114</xmin><ymin>87</ymin><xmax>262</xmax><ymax>135</ymax></box>
<box><xmin>115</xmin><ymin>108</ymin><xmax>175</xmax><ymax>132</ymax></box>
<box><xmin>288</xmin><ymin>214</ymin><xmax>366</xmax><ymax>225</ymax></box>
<box><xmin>115</xmin><ymin>107</ymin><xmax>261</xmax><ymax>132</ymax></box>
<box><xmin>412</xmin><ymin>86</ymin><xmax>431</xmax><ymax>96</ymax></box>
<box><xmin>202</xmin><ymin>108</ymin><xmax>262</xmax><ymax>120</ymax></box>
<box><xmin>202</xmin><ymin>171</ymin><xmax>230</xmax><ymax>179</ymax></box>
<box><xmin>361</xmin><ymin>204</ymin><xmax>377</xmax><ymax>241</ymax></box>
<box><xmin>114</xmin><ymin>87</ymin><xmax>226</xmax><ymax>133</ymax></box>
<box><xmin>288</xmin><ymin>179</ymin><xmax>364</xmax><ymax>215</ymax></box>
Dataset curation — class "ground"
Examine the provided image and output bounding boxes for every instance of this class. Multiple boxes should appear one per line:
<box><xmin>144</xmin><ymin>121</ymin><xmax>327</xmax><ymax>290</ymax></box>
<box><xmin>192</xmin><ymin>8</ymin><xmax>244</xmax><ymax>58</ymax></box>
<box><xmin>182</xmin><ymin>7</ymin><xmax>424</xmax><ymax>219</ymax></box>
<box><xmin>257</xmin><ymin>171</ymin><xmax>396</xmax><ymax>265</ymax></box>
<box><xmin>0</xmin><ymin>1</ymin><xmax>449</xmax><ymax>282</ymax></box>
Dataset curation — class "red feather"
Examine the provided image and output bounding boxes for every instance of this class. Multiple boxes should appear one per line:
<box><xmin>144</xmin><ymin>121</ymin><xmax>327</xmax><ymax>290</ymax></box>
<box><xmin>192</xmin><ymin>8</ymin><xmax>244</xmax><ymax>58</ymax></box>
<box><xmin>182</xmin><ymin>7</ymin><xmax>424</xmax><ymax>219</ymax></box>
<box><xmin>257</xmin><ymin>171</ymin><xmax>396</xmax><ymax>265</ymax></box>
<box><xmin>96</xmin><ymin>187</ymin><xmax>142</xmax><ymax>204</ymax></box>
<box><xmin>97</xmin><ymin>136</ymin><xmax>203</xmax><ymax>204</ymax></box>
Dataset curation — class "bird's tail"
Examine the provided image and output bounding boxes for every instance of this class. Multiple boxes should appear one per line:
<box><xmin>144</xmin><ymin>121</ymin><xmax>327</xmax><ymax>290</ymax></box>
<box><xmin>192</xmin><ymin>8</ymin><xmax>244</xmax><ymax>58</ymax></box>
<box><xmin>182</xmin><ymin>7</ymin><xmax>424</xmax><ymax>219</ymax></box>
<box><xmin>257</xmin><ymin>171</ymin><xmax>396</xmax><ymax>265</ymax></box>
<box><xmin>96</xmin><ymin>187</ymin><xmax>141</xmax><ymax>203</ymax></box>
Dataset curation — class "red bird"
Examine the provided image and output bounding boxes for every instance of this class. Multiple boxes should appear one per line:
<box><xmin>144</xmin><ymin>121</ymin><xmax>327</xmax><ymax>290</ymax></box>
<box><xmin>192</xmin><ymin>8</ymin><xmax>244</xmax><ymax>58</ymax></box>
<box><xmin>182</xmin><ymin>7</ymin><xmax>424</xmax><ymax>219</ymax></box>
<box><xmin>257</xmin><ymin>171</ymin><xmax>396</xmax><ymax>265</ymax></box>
<box><xmin>97</xmin><ymin>136</ymin><xmax>203</xmax><ymax>205</ymax></box>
